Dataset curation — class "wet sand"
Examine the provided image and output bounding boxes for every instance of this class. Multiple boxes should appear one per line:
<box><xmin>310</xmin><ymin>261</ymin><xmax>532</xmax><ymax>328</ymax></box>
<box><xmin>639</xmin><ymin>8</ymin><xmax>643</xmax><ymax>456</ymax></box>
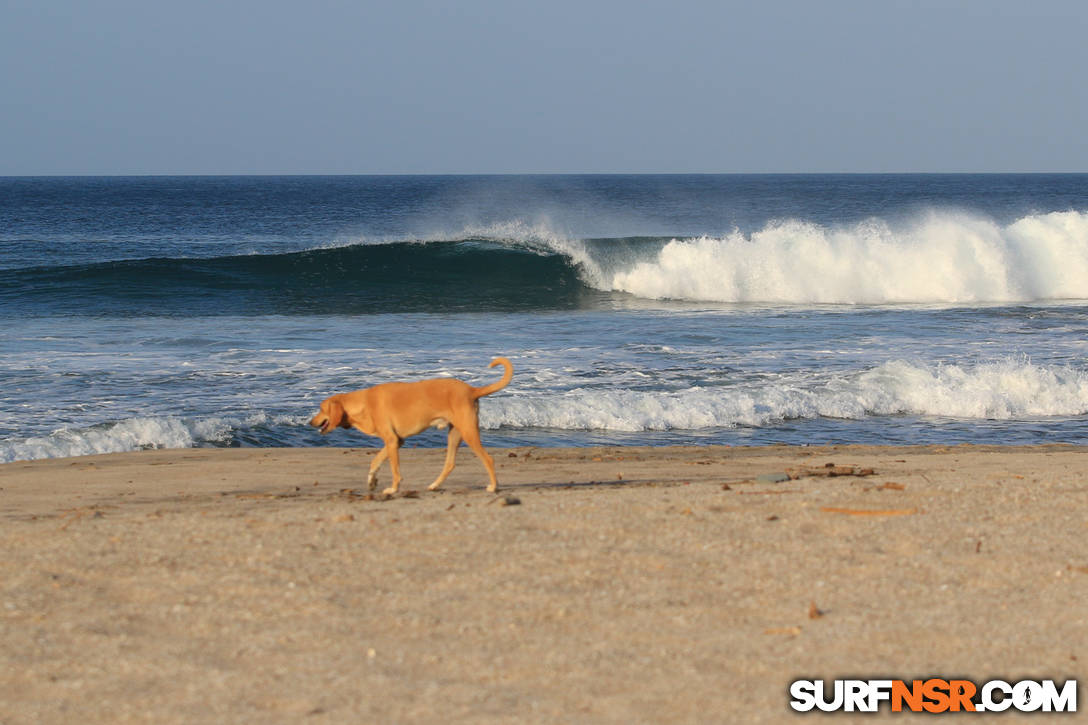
<box><xmin>2</xmin><ymin>444</ymin><xmax>1086</xmax><ymax>723</ymax></box>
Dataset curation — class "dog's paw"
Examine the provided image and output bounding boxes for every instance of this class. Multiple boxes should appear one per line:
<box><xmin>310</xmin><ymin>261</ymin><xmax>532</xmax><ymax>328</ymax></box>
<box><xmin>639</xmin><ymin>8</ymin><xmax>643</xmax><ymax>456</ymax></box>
<box><xmin>381</xmin><ymin>486</ymin><xmax>398</xmax><ymax>496</ymax></box>
<box><xmin>427</xmin><ymin>482</ymin><xmax>443</xmax><ymax>491</ymax></box>
<box><xmin>367</xmin><ymin>475</ymin><xmax>378</xmax><ymax>491</ymax></box>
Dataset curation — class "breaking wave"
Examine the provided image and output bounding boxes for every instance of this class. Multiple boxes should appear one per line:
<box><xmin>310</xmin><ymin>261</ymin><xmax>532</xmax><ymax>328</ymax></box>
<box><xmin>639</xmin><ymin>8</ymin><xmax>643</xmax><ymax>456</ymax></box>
<box><xmin>483</xmin><ymin>359</ymin><xmax>1088</xmax><ymax>431</ymax></box>
<box><xmin>0</xmin><ymin>412</ymin><xmax>299</xmax><ymax>463</ymax></box>
<box><xmin>4</xmin><ymin>210</ymin><xmax>1088</xmax><ymax>315</ymax></box>
<box><xmin>598</xmin><ymin>210</ymin><xmax>1088</xmax><ymax>304</ymax></box>
<box><xmin>6</xmin><ymin>359</ymin><xmax>1084</xmax><ymax>462</ymax></box>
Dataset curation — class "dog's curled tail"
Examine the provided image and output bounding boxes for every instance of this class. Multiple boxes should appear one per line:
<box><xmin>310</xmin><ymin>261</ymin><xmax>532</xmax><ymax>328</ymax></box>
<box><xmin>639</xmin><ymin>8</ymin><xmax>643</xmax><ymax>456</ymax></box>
<box><xmin>472</xmin><ymin>357</ymin><xmax>513</xmax><ymax>399</ymax></box>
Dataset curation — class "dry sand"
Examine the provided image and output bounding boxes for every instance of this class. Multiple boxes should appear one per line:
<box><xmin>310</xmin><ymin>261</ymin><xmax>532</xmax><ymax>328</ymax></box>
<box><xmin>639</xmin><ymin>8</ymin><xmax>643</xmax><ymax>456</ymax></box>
<box><xmin>2</xmin><ymin>444</ymin><xmax>1087</xmax><ymax>723</ymax></box>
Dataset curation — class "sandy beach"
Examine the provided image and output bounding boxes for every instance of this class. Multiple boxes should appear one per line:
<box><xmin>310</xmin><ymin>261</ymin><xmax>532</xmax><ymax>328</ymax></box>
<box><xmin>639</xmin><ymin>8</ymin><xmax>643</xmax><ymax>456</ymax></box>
<box><xmin>2</xmin><ymin>444</ymin><xmax>1086</xmax><ymax>723</ymax></box>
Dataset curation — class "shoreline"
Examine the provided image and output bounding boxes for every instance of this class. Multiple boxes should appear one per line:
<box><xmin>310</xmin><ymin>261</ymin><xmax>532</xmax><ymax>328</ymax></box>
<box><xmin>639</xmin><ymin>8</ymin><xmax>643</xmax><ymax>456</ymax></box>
<box><xmin>3</xmin><ymin>444</ymin><xmax>1087</xmax><ymax>722</ymax></box>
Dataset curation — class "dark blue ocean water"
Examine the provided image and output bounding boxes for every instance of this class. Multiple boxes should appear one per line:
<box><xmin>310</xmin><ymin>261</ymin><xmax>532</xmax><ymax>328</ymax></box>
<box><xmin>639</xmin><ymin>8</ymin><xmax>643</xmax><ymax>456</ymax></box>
<box><xmin>3</xmin><ymin>174</ymin><xmax>1088</xmax><ymax>461</ymax></box>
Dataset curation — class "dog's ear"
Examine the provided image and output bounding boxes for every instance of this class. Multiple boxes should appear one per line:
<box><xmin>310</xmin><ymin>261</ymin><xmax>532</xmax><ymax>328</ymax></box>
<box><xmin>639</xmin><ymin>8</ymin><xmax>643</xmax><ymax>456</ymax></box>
<box><xmin>326</xmin><ymin>398</ymin><xmax>347</xmax><ymax>432</ymax></box>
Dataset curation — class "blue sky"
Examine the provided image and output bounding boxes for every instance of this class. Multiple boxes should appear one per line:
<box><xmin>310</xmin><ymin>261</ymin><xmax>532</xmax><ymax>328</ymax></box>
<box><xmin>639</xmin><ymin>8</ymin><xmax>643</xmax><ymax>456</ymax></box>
<box><xmin>2</xmin><ymin>0</ymin><xmax>1087</xmax><ymax>174</ymax></box>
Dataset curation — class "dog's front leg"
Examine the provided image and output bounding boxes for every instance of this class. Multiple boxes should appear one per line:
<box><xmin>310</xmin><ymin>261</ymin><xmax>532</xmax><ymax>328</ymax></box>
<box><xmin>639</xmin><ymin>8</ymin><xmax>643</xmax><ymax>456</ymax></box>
<box><xmin>380</xmin><ymin>436</ymin><xmax>404</xmax><ymax>496</ymax></box>
<box><xmin>367</xmin><ymin>447</ymin><xmax>390</xmax><ymax>491</ymax></box>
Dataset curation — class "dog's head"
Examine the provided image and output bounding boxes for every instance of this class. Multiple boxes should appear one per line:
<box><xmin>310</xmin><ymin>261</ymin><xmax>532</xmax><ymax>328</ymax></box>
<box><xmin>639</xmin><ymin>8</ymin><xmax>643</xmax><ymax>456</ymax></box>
<box><xmin>309</xmin><ymin>395</ymin><xmax>352</xmax><ymax>435</ymax></box>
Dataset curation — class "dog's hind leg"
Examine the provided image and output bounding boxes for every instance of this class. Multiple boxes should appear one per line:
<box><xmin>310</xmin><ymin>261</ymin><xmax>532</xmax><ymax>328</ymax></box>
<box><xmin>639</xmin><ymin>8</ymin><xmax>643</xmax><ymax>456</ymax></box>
<box><xmin>428</xmin><ymin>426</ymin><xmax>463</xmax><ymax>491</ymax></box>
<box><xmin>459</xmin><ymin>422</ymin><xmax>498</xmax><ymax>493</ymax></box>
<box><xmin>366</xmin><ymin>447</ymin><xmax>389</xmax><ymax>491</ymax></box>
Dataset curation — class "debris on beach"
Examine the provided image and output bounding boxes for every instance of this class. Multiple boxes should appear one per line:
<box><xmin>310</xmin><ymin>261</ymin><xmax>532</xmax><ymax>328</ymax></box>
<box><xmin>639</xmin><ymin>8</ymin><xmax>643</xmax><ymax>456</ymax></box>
<box><xmin>787</xmin><ymin>463</ymin><xmax>876</xmax><ymax>479</ymax></box>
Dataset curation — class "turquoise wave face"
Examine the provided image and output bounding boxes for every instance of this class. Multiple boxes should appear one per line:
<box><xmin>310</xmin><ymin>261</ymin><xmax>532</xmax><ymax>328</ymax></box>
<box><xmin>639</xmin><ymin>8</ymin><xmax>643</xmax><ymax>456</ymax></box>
<box><xmin>0</xmin><ymin>240</ymin><xmax>601</xmax><ymax>316</ymax></box>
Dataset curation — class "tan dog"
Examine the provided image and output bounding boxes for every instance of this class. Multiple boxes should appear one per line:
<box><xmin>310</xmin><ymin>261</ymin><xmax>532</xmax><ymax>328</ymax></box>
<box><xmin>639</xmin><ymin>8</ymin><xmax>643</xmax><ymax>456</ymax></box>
<box><xmin>309</xmin><ymin>357</ymin><xmax>513</xmax><ymax>495</ymax></box>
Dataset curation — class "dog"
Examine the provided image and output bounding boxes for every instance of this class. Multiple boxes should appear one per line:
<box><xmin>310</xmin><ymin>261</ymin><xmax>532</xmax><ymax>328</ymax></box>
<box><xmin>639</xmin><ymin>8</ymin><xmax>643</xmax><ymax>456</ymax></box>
<box><xmin>309</xmin><ymin>357</ymin><xmax>513</xmax><ymax>495</ymax></box>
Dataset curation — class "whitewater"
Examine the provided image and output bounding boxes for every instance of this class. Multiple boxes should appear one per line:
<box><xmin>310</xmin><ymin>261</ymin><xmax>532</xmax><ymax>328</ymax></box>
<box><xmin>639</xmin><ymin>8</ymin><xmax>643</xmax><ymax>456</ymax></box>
<box><xmin>3</xmin><ymin>174</ymin><xmax>1088</xmax><ymax>461</ymax></box>
<box><xmin>592</xmin><ymin>210</ymin><xmax>1088</xmax><ymax>304</ymax></box>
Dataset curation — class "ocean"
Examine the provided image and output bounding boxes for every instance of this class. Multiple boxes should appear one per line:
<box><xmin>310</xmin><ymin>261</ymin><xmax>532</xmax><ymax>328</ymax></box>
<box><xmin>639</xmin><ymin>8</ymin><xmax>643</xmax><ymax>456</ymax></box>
<box><xmin>3</xmin><ymin>174</ymin><xmax>1088</xmax><ymax>463</ymax></box>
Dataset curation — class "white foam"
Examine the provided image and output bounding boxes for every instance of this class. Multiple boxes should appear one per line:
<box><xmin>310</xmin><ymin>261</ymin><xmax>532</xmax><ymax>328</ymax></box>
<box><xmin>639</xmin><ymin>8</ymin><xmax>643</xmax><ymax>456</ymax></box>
<box><xmin>0</xmin><ymin>413</ymin><xmax>280</xmax><ymax>463</ymax></box>
<box><xmin>597</xmin><ymin>210</ymin><xmax>1088</xmax><ymax>304</ymax></box>
<box><xmin>480</xmin><ymin>359</ymin><xmax>1088</xmax><ymax>431</ymax></box>
<box><xmin>7</xmin><ymin>360</ymin><xmax>1087</xmax><ymax>461</ymax></box>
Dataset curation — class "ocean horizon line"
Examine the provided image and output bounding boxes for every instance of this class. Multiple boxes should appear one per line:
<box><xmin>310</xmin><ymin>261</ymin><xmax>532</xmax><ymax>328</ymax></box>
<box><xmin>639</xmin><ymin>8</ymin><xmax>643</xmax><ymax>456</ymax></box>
<box><xmin>4</xmin><ymin>170</ymin><xmax>1088</xmax><ymax>179</ymax></box>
